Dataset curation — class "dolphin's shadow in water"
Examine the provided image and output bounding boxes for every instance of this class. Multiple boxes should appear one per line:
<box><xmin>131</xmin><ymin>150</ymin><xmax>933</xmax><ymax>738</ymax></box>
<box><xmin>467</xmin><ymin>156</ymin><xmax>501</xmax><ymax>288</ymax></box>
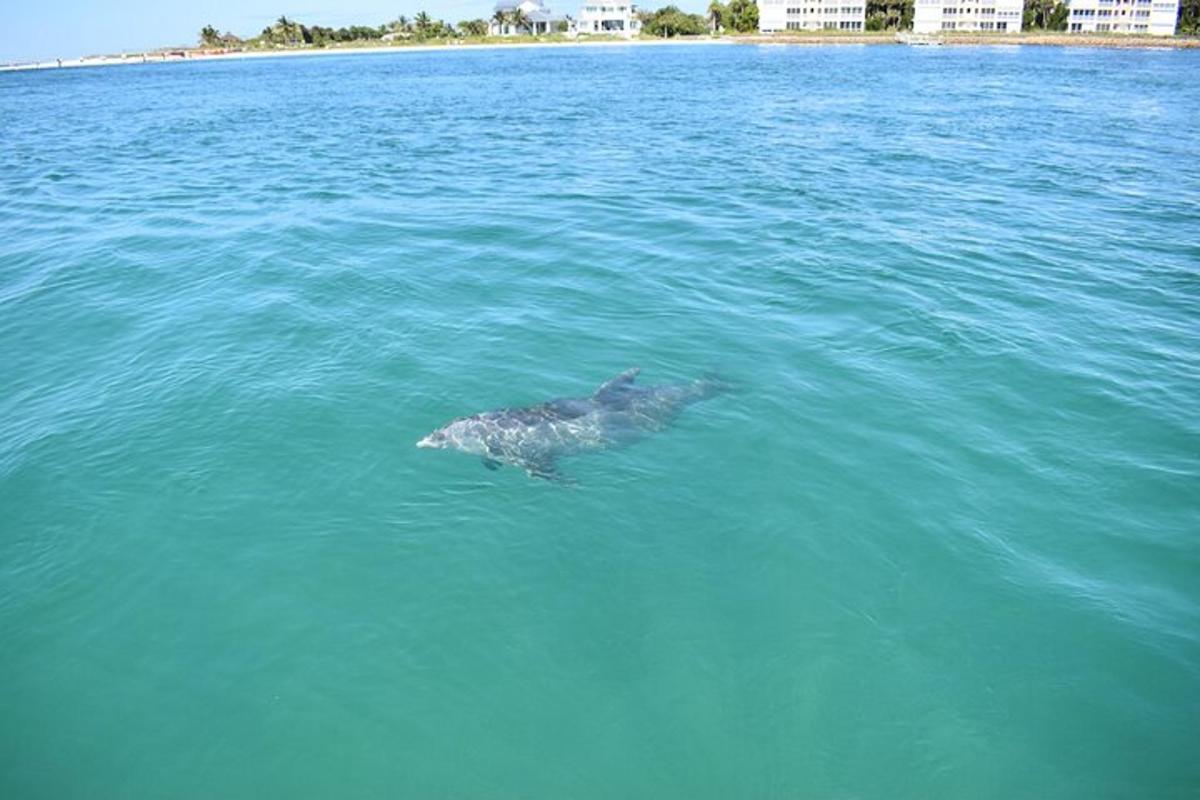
<box><xmin>417</xmin><ymin>368</ymin><xmax>726</xmax><ymax>483</ymax></box>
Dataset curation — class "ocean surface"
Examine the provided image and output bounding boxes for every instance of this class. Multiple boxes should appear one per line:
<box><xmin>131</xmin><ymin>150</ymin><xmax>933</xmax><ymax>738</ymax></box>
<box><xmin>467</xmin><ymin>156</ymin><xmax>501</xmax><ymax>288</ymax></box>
<box><xmin>1</xmin><ymin>42</ymin><xmax>1198</xmax><ymax>797</ymax></box>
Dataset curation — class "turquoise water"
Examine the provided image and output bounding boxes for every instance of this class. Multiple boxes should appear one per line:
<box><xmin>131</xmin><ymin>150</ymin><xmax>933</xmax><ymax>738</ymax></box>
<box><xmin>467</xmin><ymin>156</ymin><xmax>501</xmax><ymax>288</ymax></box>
<box><xmin>2</xmin><ymin>43</ymin><xmax>1198</xmax><ymax>796</ymax></box>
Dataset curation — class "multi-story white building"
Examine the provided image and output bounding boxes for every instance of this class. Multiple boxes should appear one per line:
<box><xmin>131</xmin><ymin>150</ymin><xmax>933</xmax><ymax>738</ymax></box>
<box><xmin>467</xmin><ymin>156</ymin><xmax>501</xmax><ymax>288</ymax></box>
<box><xmin>912</xmin><ymin>0</ymin><xmax>1024</xmax><ymax>31</ymax></box>
<box><xmin>571</xmin><ymin>2</ymin><xmax>642</xmax><ymax>36</ymax></box>
<box><xmin>1064</xmin><ymin>0</ymin><xmax>1178</xmax><ymax>34</ymax></box>
<box><xmin>759</xmin><ymin>0</ymin><xmax>866</xmax><ymax>32</ymax></box>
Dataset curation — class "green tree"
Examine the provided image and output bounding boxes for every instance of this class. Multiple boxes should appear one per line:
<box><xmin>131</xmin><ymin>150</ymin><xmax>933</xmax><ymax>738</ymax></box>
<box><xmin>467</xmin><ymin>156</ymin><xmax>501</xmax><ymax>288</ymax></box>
<box><xmin>460</xmin><ymin>18</ymin><xmax>490</xmax><ymax>35</ymax></box>
<box><xmin>642</xmin><ymin>5</ymin><xmax>708</xmax><ymax>36</ymax></box>
<box><xmin>261</xmin><ymin>15</ymin><xmax>305</xmax><ymax>45</ymax></box>
<box><xmin>309</xmin><ymin>26</ymin><xmax>331</xmax><ymax>46</ymax></box>
<box><xmin>1022</xmin><ymin>2</ymin><xmax>1037</xmax><ymax>28</ymax></box>
<box><xmin>1021</xmin><ymin>0</ymin><xmax>1068</xmax><ymax>29</ymax></box>
<box><xmin>1025</xmin><ymin>0</ymin><xmax>1045</xmax><ymax>28</ymax></box>
<box><xmin>199</xmin><ymin>25</ymin><xmax>222</xmax><ymax>46</ymax></box>
<box><xmin>1180</xmin><ymin>0</ymin><xmax>1200</xmax><ymax>33</ymax></box>
<box><xmin>492</xmin><ymin>9</ymin><xmax>509</xmax><ymax>32</ymax></box>
<box><xmin>726</xmin><ymin>0</ymin><xmax>759</xmax><ymax>31</ymax></box>
<box><xmin>345</xmin><ymin>25</ymin><xmax>381</xmax><ymax>39</ymax></box>
<box><xmin>510</xmin><ymin>8</ymin><xmax>532</xmax><ymax>33</ymax></box>
<box><xmin>707</xmin><ymin>0</ymin><xmax>727</xmax><ymax>31</ymax></box>
<box><xmin>1047</xmin><ymin>1</ymin><xmax>1069</xmax><ymax>29</ymax></box>
<box><xmin>280</xmin><ymin>15</ymin><xmax>302</xmax><ymax>43</ymax></box>
<box><xmin>864</xmin><ymin>0</ymin><xmax>913</xmax><ymax>30</ymax></box>
<box><xmin>413</xmin><ymin>11</ymin><xmax>434</xmax><ymax>37</ymax></box>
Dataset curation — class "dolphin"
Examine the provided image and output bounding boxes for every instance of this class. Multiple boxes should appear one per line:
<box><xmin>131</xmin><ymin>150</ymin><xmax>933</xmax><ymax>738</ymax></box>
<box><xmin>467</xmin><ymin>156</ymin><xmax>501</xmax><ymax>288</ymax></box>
<box><xmin>417</xmin><ymin>368</ymin><xmax>723</xmax><ymax>481</ymax></box>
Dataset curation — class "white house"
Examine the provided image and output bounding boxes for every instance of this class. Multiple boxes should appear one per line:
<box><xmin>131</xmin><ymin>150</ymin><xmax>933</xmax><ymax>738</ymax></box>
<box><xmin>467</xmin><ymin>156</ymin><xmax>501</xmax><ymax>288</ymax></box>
<box><xmin>759</xmin><ymin>0</ymin><xmax>866</xmax><ymax>32</ymax></box>
<box><xmin>490</xmin><ymin>0</ymin><xmax>563</xmax><ymax>35</ymax></box>
<box><xmin>1064</xmin><ymin>0</ymin><xmax>1178</xmax><ymax>33</ymax></box>
<box><xmin>912</xmin><ymin>0</ymin><xmax>1024</xmax><ymax>31</ymax></box>
<box><xmin>572</xmin><ymin>3</ymin><xmax>642</xmax><ymax>36</ymax></box>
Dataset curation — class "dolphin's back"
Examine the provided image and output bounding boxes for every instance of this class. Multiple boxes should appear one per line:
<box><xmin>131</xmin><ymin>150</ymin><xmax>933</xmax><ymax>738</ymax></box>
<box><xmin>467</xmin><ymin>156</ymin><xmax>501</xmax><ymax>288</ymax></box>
<box><xmin>487</xmin><ymin>398</ymin><xmax>593</xmax><ymax>427</ymax></box>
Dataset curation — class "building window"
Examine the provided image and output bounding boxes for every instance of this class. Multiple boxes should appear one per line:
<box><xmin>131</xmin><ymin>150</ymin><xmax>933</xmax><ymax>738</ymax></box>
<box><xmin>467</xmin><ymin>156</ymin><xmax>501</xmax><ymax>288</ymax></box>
<box><xmin>1070</xmin><ymin>21</ymin><xmax>1082</xmax><ymax>29</ymax></box>
<box><xmin>996</xmin><ymin>20</ymin><xmax>1006</xmax><ymax>28</ymax></box>
<box><xmin>942</xmin><ymin>20</ymin><xmax>956</xmax><ymax>27</ymax></box>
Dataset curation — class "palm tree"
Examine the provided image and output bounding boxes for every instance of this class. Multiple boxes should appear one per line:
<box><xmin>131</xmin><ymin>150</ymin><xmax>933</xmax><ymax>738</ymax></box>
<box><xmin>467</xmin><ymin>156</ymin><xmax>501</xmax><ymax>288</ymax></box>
<box><xmin>276</xmin><ymin>15</ymin><xmax>292</xmax><ymax>42</ymax></box>
<box><xmin>510</xmin><ymin>8</ymin><xmax>531</xmax><ymax>33</ymax></box>
<box><xmin>414</xmin><ymin>11</ymin><xmax>433</xmax><ymax>37</ymax></box>
<box><xmin>1023</xmin><ymin>0</ymin><xmax>1059</xmax><ymax>28</ymax></box>
<box><xmin>707</xmin><ymin>0</ymin><xmax>724</xmax><ymax>32</ymax></box>
<box><xmin>460</xmin><ymin>18</ymin><xmax>488</xmax><ymax>36</ymax></box>
<box><xmin>492</xmin><ymin>9</ymin><xmax>509</xmax><ymax>33</ymax></box>
<box><xmin>885</xmin><ymin>2</ymin><xmax>900</xmax><ymax>29</ymax></box>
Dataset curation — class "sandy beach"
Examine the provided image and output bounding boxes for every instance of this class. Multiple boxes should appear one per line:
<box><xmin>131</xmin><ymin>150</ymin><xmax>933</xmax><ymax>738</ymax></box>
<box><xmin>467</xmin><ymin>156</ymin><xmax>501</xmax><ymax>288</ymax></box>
<box><xmin>3</xmin><ymin>30</ymin><xmax>1197</xmax><ymax>72</ymax></box>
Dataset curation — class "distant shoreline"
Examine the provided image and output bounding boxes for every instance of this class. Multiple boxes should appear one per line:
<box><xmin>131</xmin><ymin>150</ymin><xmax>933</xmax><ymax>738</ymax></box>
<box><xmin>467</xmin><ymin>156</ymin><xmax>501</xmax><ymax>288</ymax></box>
<box><xmin>4</xmin><ymin>32</ymin><xmax>1198</xmax><ymax>72</ymax></box>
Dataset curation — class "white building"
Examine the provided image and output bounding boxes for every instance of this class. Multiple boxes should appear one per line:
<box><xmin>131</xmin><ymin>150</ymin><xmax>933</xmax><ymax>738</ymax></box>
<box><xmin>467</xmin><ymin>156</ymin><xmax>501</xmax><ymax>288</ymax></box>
<box><xmin>572</xmin><ymin>3</ymin><xmax>642</xmax><ymax>36</ymax></box>
<box><xmin>489</xmin><ymin>0</ymin><xmax>562</xmax><ymax>35</ymax></box>
<box><xmin>1065</xmin><ymin>0</ymin><xmax>1178</xmax><ymax>34</ymax></box>
<box><xmin>912</xmin><ymin>0</ymin><xmax>1024</xmax><ymax>32</ymax></box>
<box><xmin>759</xmin><ymin>0</ymin><xmax>866</xmax><ymax>32</ymax></box>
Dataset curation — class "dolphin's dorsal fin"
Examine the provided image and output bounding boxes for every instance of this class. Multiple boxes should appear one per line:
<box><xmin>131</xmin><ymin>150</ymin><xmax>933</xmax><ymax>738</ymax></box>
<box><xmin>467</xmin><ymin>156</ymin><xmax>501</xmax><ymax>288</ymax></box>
<box><xmin>594</xmin><ymin>368</ymin><xmax>640</xmax><ymax>403</ymax></box>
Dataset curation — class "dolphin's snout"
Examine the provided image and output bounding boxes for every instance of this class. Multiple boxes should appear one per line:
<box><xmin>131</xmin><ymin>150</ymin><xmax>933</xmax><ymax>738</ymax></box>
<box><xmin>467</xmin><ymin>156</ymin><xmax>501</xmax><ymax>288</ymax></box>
<box><xmin>417</xmin><ymin>431</ymin><xmax>445</xmax><ymax>449</ymax></box>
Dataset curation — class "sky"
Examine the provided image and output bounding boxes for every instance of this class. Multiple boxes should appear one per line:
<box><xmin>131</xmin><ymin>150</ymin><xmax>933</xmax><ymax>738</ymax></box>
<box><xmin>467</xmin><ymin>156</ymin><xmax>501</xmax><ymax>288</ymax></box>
<box><xmin>1</xmin><ymin>0</ymin><xmax>704</xmax><ymax>64</ymax></box>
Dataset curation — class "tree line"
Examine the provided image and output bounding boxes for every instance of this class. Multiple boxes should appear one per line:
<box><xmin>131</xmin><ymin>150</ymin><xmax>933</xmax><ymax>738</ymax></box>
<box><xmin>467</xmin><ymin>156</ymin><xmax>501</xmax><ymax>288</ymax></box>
<box><xmin>200</xmin><ymin>14</ymin><xmax>488</xmax><ymax>48</ymax></box>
